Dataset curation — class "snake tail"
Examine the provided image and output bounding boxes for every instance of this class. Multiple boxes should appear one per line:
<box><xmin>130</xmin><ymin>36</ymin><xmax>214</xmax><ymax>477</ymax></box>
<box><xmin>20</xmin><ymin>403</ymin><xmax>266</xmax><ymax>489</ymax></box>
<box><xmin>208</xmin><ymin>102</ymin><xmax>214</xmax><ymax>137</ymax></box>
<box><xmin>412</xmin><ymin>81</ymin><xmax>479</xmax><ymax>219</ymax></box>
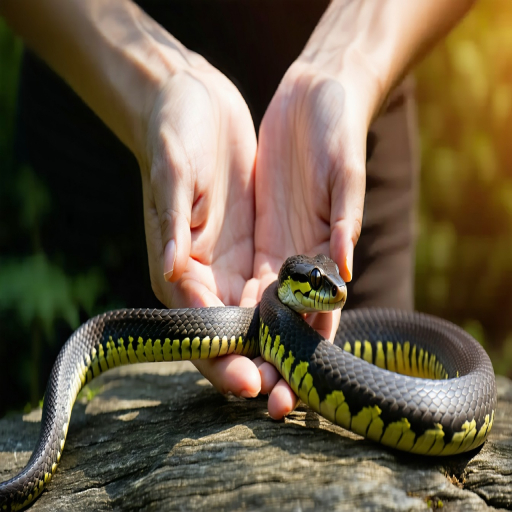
<box><xmin>0</xmin><ymin>307</ymin><xmax>259</xmax><ymax>511</ymax></box>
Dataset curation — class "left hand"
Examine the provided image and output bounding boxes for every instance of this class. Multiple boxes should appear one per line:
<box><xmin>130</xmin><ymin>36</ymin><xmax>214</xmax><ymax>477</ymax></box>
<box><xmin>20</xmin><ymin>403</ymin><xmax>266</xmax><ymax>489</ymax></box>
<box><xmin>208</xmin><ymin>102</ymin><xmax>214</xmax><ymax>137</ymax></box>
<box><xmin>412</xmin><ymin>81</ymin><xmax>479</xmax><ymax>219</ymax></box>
<box><xmin>242</xmin><ymin>61</ymin><xmax>371</xmax><ymax>418</ymax></box>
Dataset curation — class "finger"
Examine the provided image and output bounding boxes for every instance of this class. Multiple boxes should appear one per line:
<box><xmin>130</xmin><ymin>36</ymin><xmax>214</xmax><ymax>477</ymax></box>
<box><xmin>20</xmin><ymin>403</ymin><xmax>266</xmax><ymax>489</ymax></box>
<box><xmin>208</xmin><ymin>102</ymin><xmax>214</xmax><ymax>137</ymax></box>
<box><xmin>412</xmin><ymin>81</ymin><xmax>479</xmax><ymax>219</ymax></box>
<box><xmin>192</xmin><ymin>354</ymin><xmax>261</xmax><ymax>398</ymax></box>
<box><xmin>258</xmin><ymin>361</ymin><xmax>281</xmax><ymax>395</ymax></box>
<box><xmin>178</xmin><ymin>277</ymin><xmax>225</xmax><ymax>309</ymax></box>
<box><xmin>267</xmin><ymin>379</ymin><xmax>298</xmax><ymax>420</ymax></box>
<box><xmin>160</xmin><ymin>206</ymin><xmax>191</xmax><ymax>285</ymax></box>
<box><xmin>240</xmin><ymin>278</ymin><xmax>260</xmax><ymax>307</ymax></box>
<box><xmin>307</xmin><ymin>309</ymin><xmax>341</xmax><ymax>342</ymax></box>
<box><xmin>149</xmin><ymin>153</ymin><xmax>194</xmax><ymax>284</ymax></box>
<box><xmin>330</xmin><ymin>150</ymin><xmax>366</xmax><ymax>283</ymax></box>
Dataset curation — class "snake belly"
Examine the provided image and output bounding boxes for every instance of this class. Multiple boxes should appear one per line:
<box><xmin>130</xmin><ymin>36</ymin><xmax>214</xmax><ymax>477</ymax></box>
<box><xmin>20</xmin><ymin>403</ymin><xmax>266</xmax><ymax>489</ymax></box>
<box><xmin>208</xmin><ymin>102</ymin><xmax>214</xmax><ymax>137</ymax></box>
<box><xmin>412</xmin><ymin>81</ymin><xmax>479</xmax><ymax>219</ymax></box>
<box><xmin>0</xmin><ymin>283</ymin><xmax>497</xmax><ymax>510</ymax></box>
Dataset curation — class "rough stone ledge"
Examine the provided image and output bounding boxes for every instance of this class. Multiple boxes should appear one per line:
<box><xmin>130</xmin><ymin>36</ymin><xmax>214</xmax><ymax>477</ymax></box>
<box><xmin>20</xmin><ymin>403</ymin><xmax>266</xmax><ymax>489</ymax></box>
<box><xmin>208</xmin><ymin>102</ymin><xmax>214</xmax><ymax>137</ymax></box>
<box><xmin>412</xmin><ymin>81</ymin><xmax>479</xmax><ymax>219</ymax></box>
<box><xmin>1</xmin><ymin>362</ymin><xmax>511</xmax><ymax>511</ymax></box>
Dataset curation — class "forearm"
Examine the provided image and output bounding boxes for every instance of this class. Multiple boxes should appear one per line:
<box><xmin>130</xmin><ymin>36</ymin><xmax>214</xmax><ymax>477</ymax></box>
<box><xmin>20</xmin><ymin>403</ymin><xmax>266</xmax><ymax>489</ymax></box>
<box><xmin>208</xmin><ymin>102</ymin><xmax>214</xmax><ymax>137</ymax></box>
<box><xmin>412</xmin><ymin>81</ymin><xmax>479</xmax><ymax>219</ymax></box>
<box><xmin>298</xmin><ymin>0</ymin><xmax>475</xmax><ymax>125</ymax></box>
<box><xmin>0</xmin><ymin>0</ymin><xmax>201</xmax><ymax>159</ymax></box>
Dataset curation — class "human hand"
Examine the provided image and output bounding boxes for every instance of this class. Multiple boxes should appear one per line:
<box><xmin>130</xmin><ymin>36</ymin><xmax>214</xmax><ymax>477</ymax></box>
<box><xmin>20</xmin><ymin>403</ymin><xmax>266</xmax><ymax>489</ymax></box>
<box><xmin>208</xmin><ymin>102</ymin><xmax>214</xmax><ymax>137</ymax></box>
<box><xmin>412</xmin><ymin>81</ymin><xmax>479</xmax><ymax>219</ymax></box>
<box><xmin>138</xmin><ymin>58</ymin><xmax>262</xmax><ymax>397</ymax></box>
<box><xmin>244</xmin><ymin>60</ymin><xmax>372</xmax><ymax>418</ymax></box>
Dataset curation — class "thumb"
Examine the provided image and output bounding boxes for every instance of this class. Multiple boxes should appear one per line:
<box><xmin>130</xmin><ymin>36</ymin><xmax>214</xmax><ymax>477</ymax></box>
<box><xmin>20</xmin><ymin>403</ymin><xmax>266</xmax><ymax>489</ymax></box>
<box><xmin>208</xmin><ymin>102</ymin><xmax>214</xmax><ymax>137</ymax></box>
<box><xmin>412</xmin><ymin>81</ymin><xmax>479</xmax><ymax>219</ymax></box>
<box><xmin>151</xmin><ymin>164</ymin><xmax>193</xmax><ymax>284</ymax></box>
<box><xmin>330</xmin><ymin>146</ymin><xmax>366</xmax><ymax>284</ymax></box>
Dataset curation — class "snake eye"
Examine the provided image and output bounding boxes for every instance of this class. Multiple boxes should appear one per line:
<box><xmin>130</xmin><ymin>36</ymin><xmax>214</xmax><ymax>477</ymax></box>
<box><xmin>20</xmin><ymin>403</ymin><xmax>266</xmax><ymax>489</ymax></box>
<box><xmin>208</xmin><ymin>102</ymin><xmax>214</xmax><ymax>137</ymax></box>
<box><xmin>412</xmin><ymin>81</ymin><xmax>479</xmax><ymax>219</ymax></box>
<box><xmin>310</xmin><ymin>268</ymin><xmax>322</xmax><ymax>290</ymax></box>
<box><xmin>332</xmin><ymin>285</ymin><xmax>338</xmax><ymax>297</ymax></box>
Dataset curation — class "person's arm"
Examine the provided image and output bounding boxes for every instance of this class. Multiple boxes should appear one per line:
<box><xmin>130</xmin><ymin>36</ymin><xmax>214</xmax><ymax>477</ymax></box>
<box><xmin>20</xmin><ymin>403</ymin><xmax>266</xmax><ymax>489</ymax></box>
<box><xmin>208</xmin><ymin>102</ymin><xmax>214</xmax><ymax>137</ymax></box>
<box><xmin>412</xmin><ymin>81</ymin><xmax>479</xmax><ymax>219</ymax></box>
<box><xmin>1</xmin><ymin>0</ymin><xmax>262</xmax><ymax>399</ymax></box>
<box><xmin>0</xmin><ymin>0</ymin><xmax>192</xmax><ymax>163</ymax></box>
<box><xmin>248</xmin><ymin>0</ymin><xmax>475</xmax><ymax>419</ymax></box>
<box><xmin>299</xmin><ymin>0</ymin><xmax>476</xmax><ymax>142</ymax></box>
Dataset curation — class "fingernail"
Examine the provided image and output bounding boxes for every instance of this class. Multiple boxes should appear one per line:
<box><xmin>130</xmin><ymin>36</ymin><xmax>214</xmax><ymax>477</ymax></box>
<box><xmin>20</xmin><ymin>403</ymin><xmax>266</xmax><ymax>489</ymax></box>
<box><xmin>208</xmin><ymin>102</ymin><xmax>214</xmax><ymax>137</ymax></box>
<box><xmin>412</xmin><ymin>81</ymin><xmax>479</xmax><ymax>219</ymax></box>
<box><xmin>345</xmin><ymin>243</ymin><xmax>353</xmax><ymax>282</ymax></box>
<box><xmin>163</xmin><ymin>239</ymin><xmax>176</xmax><ymax>282</ymax></box>
<box><xmin>240</xmin><ymin>389</ymin><xmax>257</xmax><ymax>399</ymax></box>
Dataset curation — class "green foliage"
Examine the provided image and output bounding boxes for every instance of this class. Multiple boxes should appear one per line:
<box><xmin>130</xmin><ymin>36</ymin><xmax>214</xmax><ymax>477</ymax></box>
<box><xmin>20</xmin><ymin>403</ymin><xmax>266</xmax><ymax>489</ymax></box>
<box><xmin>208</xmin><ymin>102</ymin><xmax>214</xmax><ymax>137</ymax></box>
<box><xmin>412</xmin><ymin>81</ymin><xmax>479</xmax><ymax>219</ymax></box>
<box><xmin>0</xmin><ymin>24</ymin><xmax>108</xmax><ymax>411</ymax></box>
<box><xmin>0</xmin><ymin>253</ymin><xmax>105</xmax><ymax>339</ymax></box>
<box><xmin>415</xmin><ymin>0</ymin><xmax>512</xmax><ymax>376</ymax></box>
<box><xmin>16</xmin><ymin>165</ymin><xmax>51</xmax><ymax>233</ymax></box>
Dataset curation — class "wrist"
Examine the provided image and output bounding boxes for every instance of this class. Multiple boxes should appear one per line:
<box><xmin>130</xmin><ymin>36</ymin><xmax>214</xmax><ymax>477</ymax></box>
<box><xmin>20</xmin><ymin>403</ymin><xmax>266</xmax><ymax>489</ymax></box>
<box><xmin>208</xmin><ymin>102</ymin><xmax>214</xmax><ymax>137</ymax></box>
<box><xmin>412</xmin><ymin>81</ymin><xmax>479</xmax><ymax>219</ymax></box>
<box><xmin>294</xmin><ymin>2</ymin><xmax>394</xmax><ymax>126</ymax></box>
<box><xmin>291</xmin><ymin>51</ymin><xmax>384</xmax><ymax>131</ymax></box>
<box><xmin>87</xmin><ymin>3</ymin><xmax>209</xmax><ymax>162</ymax></box>
<box><xmin>294</xmin><ymin>0</ymin><xmax>474</xmax><ymax>125</ymax></box>
<box><xmin>1</xmin><ymin>0</ymin><xmax>209</xmax><ymax>163</ymax></box>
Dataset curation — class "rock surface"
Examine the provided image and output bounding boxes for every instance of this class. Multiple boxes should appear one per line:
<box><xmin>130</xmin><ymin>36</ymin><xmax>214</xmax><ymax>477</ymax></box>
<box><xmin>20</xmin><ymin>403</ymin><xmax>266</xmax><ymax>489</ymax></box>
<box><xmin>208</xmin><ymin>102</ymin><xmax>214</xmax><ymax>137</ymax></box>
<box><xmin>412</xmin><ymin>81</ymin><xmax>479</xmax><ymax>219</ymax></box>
<box><xmin>1</xmin><ymin>362</ymin><xmax>511</xmax><ymax>511</ymax></box>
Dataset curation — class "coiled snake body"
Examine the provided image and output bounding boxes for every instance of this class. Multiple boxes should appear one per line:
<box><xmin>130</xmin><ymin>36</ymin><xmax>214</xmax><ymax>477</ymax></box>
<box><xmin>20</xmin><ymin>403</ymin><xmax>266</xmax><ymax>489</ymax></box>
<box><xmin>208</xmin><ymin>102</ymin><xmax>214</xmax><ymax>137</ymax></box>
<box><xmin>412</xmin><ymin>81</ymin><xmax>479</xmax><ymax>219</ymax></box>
<box><xmin>0</xmin><ymin>255</ymin><xmax>497</xmax><ymax>510</ymax></box>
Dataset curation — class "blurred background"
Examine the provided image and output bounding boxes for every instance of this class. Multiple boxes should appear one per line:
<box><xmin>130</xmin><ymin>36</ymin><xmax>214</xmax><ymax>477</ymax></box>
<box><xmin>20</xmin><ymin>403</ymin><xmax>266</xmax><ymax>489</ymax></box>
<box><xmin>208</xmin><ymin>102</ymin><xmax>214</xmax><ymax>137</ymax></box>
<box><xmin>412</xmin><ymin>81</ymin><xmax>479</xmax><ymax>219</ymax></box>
<box><xmin>1</xmin><ymin>1</ymin><xmax>511</xmax><ymax>417</ymax></box>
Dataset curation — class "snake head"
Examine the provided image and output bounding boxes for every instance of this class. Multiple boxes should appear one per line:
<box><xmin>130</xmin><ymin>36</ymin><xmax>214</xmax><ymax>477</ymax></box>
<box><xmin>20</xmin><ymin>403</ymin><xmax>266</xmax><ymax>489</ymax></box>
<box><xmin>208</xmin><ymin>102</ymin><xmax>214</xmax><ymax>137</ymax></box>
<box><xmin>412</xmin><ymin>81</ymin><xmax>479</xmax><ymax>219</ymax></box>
<box><xmin>277</xmin><ymin>254</ymin><xmax>347</xmax><ymax>313</ymax></box>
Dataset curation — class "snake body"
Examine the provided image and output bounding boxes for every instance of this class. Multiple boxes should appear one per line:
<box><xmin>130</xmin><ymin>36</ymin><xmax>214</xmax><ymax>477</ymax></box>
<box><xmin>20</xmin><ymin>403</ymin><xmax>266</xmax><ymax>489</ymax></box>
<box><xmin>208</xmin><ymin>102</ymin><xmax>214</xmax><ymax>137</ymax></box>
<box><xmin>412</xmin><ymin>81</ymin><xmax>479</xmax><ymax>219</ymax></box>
<box><xmin>0</xmin><ymin>255</ymin><xmax>497</xmax><ymax>510</ymax></box>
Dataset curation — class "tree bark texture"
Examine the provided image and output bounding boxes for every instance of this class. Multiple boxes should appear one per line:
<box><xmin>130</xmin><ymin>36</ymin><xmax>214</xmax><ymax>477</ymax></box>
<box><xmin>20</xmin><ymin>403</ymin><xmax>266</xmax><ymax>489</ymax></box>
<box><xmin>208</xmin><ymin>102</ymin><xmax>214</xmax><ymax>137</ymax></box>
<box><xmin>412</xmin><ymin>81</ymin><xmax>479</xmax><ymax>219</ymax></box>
<box><xmin>1</xmin><ymin>362</ymin><xmax>511</xmax><ymax>511</ymax></box>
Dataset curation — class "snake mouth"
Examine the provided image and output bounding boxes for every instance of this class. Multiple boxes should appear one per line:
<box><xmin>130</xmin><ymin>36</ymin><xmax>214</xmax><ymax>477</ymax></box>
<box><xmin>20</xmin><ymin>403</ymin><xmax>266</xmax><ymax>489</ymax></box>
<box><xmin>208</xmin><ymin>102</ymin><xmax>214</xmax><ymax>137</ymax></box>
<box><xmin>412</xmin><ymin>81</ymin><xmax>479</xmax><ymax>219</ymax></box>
<box><xmin>293</xmin><ymin>283</ymin><xmax>347</xmax><ymax>312</ymax></box>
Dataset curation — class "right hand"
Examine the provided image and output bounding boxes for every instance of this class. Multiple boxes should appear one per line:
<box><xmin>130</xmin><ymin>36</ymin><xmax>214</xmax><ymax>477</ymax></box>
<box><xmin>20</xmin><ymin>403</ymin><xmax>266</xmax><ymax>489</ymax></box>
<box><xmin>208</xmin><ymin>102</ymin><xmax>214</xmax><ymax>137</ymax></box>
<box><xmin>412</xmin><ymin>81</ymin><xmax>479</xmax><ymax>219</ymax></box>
<box><xmin>138</xmin><ymin>58</ymin><xmax>261</xmax><ymax>397</ymax></box>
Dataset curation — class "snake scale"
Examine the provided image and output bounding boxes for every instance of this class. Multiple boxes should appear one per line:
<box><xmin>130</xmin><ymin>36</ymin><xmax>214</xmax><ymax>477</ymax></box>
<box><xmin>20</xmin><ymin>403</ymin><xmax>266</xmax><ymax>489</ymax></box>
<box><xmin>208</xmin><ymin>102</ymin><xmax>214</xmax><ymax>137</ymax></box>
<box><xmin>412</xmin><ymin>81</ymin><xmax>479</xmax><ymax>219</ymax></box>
<box><xmin>0</xmin><ymin>254</ymin><xmax>497</xmax><ymax>510</ymax></box>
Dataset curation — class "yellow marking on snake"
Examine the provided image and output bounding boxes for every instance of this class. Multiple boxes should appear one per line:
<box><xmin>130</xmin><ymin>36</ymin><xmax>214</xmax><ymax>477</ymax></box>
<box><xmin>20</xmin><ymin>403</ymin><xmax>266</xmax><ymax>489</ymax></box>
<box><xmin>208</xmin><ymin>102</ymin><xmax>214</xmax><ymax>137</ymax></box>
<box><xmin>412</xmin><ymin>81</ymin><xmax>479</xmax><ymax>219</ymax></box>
<box><xmin>200</xmin><ymin>337</ymin><xmax>210</xmax><ymax>359</ymax></box>
<box><xmin>354</xmin><ymin>341</ymin><xmax>361</xmax><ymax>359</ymax></box>
<box><xmin>189</xmin><ymin>337</ymin><xmax>199</xmax><ymax>359</ymax></box>
<box><xmin>292</xmin><ymin>280</ymin><xmax>312</xmax><ymax>295</ymax></box>
<box><xmin>458</xmin><ymin>420</ymin><xmax>478</xmax><ymax>452</ymax></box>
<box><xmin>90</xmin><ymin>346</ymin><xmax>100</xmax><ymax>377</ymax></box>
<box><xmin>363</xmin><ymin>341</ymin><xmax>372</xmax><ymax>363</ymax></box>
<box><xmin>153</xmin><ymin>339</ymin><xmax>163</xmax><ymax>362</ymax></box>
<box><xmin>423</xmin><ymin>350</ymin><xmax>430</xmax><ymax>378</ymax></box>
<box><xmin>290</xmin><ymin>361</ymin><xmax>309</xmax><ymax>393</ymax></box>
<box><xmin>308</xmin><ymin>385</ymin><xmax>320</xmax><ymax>412</ymax></box>
<box><xmin>242</xmin><ymin>336</ymin><xmax>252</xmax><ymax>356</ymax></box>
<box><xmin>343</xmin><ymin>341</ymin><xmax>351</xmax><ymax>353</ymax></box>
<box><xmin>125</xmin><ymin>337</ymin><xmax>136</xmax><ymax>364</ymax></box>
<box><xmin>351</xmin><ymin>405</ymin><xmax>383</xmax><ymax>437</ymax></box>
<box><xmin>135</xmin><ymin>337</ymin><xmax>147</xmax><ymax>363</ymax></box>
<box><xmin>105</xmin><ymin>338</ymin><xmax>113</xmax><ymax>368</ymax></box>
<box><xmin>218</xmin><ymin>335</ymin><xmax>229</xmax><ymax>356</ymax></box>
<box><xmin>77</xmin><ymin>361</ymin><xmax>86</xmax><ymax>386</ymax></box>
<box><xmin>111</xmin><ymin>339</ymin><xmax>121</xmax><ymax>366</ymax></box>
<box><xmin>275</xmin><ymin>344</ymin><xmax>285</xmax><ymax>370</ymax></box>
<box><xmin>98</xmin><ymin>343</ymin><xmax>108</xmax><ymax>371</ymax></box>
<box><xmin>375</xmin><ymin>341</ymin><xmax>385</xmax><ymax>369</ymax></box>
<box><xmin>263</xmin><ymin>326</ymin><xmax>272</xmax><ymax>360</ymax></box>
<box><xmin>418</xmin><ymin>348</ymin><xmax>425</xmax><ymax>378</ymax></box>
<box><xmin>403</xmin><ymin>341</ymin><xmax>411</xmax><ymax>375</ymax></box>
<box><xmin>439</xmin><ymin>420</ymin><xmax>473</xmax><ymax>455</ymax></box>
<box><xmin>413</xmin><ymin>423</ymin><xmax>445</xmax><ymax>454</ymax></box>
<box><xmin>172</xmin><ymin>339</ymin><xmax>181</xmax><ymax>360</ymax></box>
<box><xmin>433</xmin><ymin>356</ymin><xmax>440</xmax><ymax>378</ymax></box>
<box><xmin>298</xmin><ymin>373</ymin><xmax>314</xmax><ymax>403</ymax></box>
<box><xmin>208</xmin><ymin>336</ymin><xmax>220</xmax><ymax>358</ymax></box>
<box><xmin>270</xmin><ymin>335</ymin><xmax>281</xmax><ymax>362</ymax></box>
<box><xmin>381</xmin><ymin>418</ymin><xmax>415</xmax><ymax>450</ymax></box>
<box><xmin>320</xmin><ymin>390</ymin><xmax>346</xmax><ymax>424</ymax></box>
<box><xmin>386</xmin><ymin>342</ymin><xmax>396</xmax><ymax>372</ymax></box>
<box><xmin>144</xmin><ymin>339</ymin><xmax>155</xmax><ymax>362</ymax></box>
<box><xmin>162</xmin><ymin>338</ymin><xmax>172</xmax><ymax>361</ymax></box>
<box><xmin>395</xmin><ymin>342</ymin><xmax>404</xmax><ymax>374</ymax></box>
<box><xmin>410</xmin><ymin>345</ymin><xmax>418</xmax><ymax>376</ymax></box>
<box><xmin>281</xmin><ymin>351</ymin><xmax>297</xmax><ymax>383</ymax></box>
<box><xmin>366</xmin><ymin>407</ymin><xmax>384</xmax><ymax>441</ymax></box>
<box><xmin>234</xmin><ymin>335</ymin><xmax>242</xmax><ymax>355</ymax></box>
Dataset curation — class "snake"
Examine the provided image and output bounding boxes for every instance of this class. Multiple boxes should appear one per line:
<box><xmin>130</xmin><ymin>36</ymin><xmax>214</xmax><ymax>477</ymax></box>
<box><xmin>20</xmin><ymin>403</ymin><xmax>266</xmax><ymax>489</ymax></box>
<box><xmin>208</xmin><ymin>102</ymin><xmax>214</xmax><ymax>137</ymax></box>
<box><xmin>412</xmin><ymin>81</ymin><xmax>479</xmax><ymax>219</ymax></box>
<box><xmin>0</xmin><ymin>254</ymin><xmax>497</xmax><ymax>510</ymax></box>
